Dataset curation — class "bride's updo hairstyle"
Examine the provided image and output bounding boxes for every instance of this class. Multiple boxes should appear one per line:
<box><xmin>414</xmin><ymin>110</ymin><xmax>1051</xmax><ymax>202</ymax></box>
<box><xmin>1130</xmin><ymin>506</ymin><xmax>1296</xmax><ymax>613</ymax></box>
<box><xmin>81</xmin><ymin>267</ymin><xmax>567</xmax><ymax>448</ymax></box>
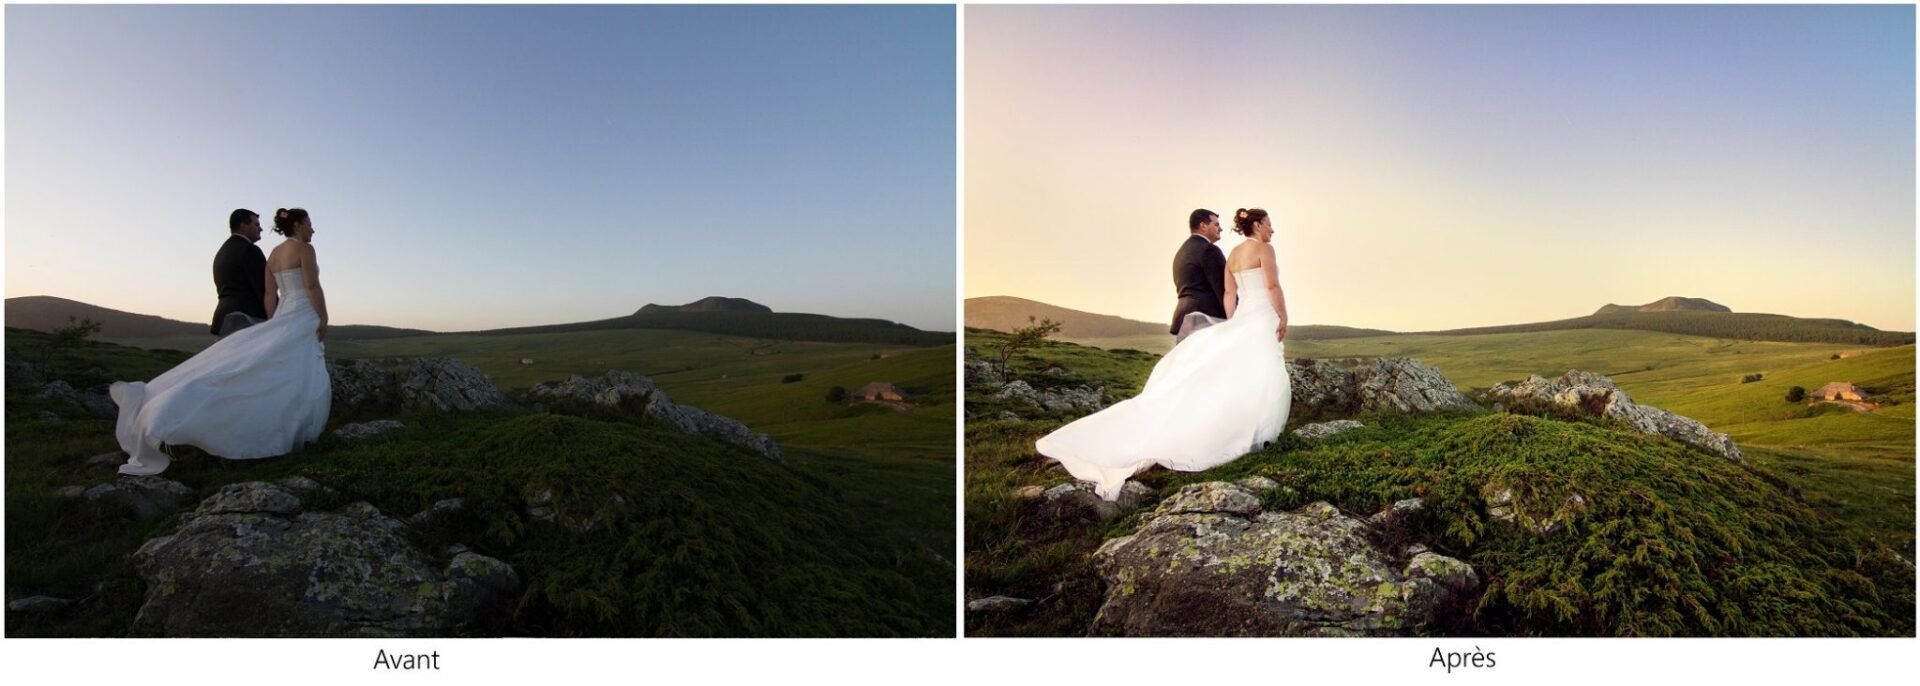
<box><xmin>1232</xmin><ymin>208</ymin><xmax>1269</xmax><ymax>236</ymax></box>
<box><xmin>273</xmin><ymin>208</ymin><xmax>309</xmax><ymax>237</ymax></box>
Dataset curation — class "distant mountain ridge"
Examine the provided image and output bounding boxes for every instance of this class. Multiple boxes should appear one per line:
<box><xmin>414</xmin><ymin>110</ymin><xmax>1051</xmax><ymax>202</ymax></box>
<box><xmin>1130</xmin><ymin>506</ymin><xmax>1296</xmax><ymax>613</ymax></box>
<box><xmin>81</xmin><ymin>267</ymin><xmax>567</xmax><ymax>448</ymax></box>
<box><xmin>5</xmin><ymin>295</ymin><xmax>430</xmax><ymax>344</ymax></box>
<box><xmin>1594</xmin><ymin>296</ymin><xmax>1732</xmax><ymax>315</ymax></box>
<box><xmin>636</xmin><ymin>297</ymin><xmax>772</xmax><ymax>315</ymax></box>
<box><xmin>7</xmin><ymin>295</ymin><xmax>949</xmax><ymax>350</ymax></box>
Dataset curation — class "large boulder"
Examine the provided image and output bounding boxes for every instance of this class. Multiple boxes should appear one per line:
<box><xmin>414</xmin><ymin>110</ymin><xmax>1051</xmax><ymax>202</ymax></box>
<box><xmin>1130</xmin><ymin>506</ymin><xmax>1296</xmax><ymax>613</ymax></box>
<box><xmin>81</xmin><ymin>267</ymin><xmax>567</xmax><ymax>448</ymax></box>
<box><xmin>1090</xmin><ymin>481</ymin><xmax>1478</xmax><ymax>636</ymax></box>
<box><xmin>131</xmin><ymin>481</ymin><xmax>518</xmax><ymax>637</ymax></box>
<box><xmin>1285</xmin><ymin>357</ymin><xmax>1476</xmax><ymax>418</ymax></box>
<box><xmin>1351</xmin><ymin>358</ymin><xmax>1480</xmax><ymax>414</ymax></box>
<box><xmin>1487</xmin><ymin>371</ymin><xmax>1743</xmax><ymax>462</ymax></box>
<box><xmin>34</xmin><ymin>380</ymin><xmax>116</xmax><ymax>418</ymax></box>
<box><xmin>80</xmin><ymin>476</ymin><xmax>194</xmax><ymax>522</ymax></box>
<box><xmin>1286</xmin><ymin>358</ymin><xmax>1356</xmax><ymax>418</ymax></box>
<box><xmin>326</xmin><ymin>358</ymin><xmax>511</xmax><ymax>414</ymax></box>
<box><xmin>526</xmin><ymin>370</ymin><xmax>783</xmax><ymax>462</ymax></box>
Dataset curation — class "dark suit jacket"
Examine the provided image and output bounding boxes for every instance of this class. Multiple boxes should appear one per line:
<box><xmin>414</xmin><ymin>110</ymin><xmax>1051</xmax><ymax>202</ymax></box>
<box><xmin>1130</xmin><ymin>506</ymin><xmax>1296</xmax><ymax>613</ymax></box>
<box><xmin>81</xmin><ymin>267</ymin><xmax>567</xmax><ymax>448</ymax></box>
<box><xmin>211</xmin><ymin>234</ymin><xmax>268</xmax><ymax>334</ymax></box>
<box><xmin>1170</xmin><ymin>234</ymin><xmax>1227</xmax><ymax>335</ymax></box>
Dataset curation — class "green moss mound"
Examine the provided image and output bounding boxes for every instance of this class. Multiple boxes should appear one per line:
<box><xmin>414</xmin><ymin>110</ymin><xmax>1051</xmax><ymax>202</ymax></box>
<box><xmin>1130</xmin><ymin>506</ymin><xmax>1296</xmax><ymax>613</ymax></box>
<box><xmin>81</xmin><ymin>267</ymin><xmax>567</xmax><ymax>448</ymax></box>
<box><xmin>965</xmin><ymin>332</ymin><xmax>1915</xmax><ymax>637</ymax></box>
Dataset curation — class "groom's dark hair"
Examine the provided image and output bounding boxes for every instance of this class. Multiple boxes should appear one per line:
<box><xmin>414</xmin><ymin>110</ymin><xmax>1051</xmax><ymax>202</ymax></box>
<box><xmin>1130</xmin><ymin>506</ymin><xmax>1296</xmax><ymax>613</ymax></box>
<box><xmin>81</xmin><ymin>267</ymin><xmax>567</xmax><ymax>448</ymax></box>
<box><xmin>1189</xmin><ymin>209</ymin><xmax>1217</xmax><ymax>231</ymax></box>
<box><xmin>228</xmin><ymin>209</ymin><xmax>258</xmax><ymax>232</ymax></box>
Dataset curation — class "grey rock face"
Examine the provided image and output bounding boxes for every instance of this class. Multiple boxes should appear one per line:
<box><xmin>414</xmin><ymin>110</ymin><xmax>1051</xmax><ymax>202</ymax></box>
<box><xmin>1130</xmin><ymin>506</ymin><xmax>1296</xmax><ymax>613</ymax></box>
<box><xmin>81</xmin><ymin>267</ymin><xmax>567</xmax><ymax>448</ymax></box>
<box><xmin>1090</xmin><ymin>481</ymin><xmax>1478</xmax><ymax>636</ymax></box>
<box><xmin>1286</xmin><ymin>358</ymin><xmax>1356</xmax><ymax>417</ymax></box>
<box><xmin>332</xmin><ymin>420</ymin><xmax>406</xmax><ymax>441</ymax></box>
<box><xmin>967</xmin><ymin>596</ymin><xmax>1031</xmax><ymax>614</ymax></box>
<box><xmin>34</xmin><ymin>380</ymin><xmax>116</xmax><ymax>418</ymax></box>
<box><xmin>990</xmin><ymin>379</ymin><xmax>1106</xmax><ymax>416</ymax></box>
<box><xmin>1482</xmin><ymin>484</ymin><xmax>1587</xmax><ymax>535</ymax></box>
<box><xmin>526</xmin><ymin>370</ymin><xmax>783</xmax><ymax>462</ymax></box>
<box><xmin>522</xmin><ymin>486</ymin><xmax>630</xmax><ymax>534</ymax></box>
<box><xmin>326</xmin><ymin>358</ymin><xmax>511</xmax><ymax>414</ymax></box>
<box><xmin>1487</xmin><ymin>370</ymin><xmax>1743</xmax><ymax>462</ymax></box>
<box><xmin>1294</xmin><ymin>419</ymin><xmax>1366</xmax><ymax>440</ymax></box>
<box><xmin>131</xmin><ymin>481</ymin><xmax>517</xmax><ymax>637</ymax></box>
<box><xmin>1032</xmin><ymin>481</ymin><xmax>1155</xmax><ymax>522</ymax></box>
<box><xmin>80</xmin><ymin>476</ymin><xmax>194</xmax><ymax>522</ymax></box>
<box><xmin>1351</xmin><ymin>358</ymin><xmax>1480</xmax><ymax>414</ymax></box>
<box><xmin>8</xmin><ymin>595</ymin><xmax>74</xmax><ymax>616</ymax></box>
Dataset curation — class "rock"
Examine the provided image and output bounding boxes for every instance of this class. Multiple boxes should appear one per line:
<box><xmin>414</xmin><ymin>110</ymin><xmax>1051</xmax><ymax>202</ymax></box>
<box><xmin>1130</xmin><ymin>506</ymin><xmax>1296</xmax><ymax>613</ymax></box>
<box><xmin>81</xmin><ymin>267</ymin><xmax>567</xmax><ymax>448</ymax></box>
<box><xmin>1033</xmin><ymin>481</ymin><xmax>1155</xmax><ymax>522</ymax></box>
<box><xmin>523</xmin><ymin>486</ymin><xmax>629</xmax><ymax>534</ymax></box>
<box><xmin>1368</xmin><ymin>498</ymin><xmax>1425</xmax><ymax>529</ymax></box>
<box><xmin>1012</xmin><ymin>485</ymin><xmax>1047</xmax><ymax>501</ymax></box>
<box><xmin>1487</xmin><ymin>371</ymin><xmax>1743</xmax><ymax>462</ymax></box>
<box><xmin>81</xmin><ymin>476</ymin><xmax>194</xmax><ymax>521</ymax></box>
<box><xmin>326</xmin><ymin>357</ymin><xmax>511</xmax><ymax>414</ymax></box>
<box><xmin>991</xmin><ymin>380</ymin><xmax>1039</xmax><ymax>406</ymax></box>
<box><xmin>1351</xmin><ymin>358</ymin><xmax>1480</xmax><ymax>414</ymax></box>
<box><xmin>34</xmin><ymin>380</ymin><xmax>115</xmax><ymax>418</ymax></box>
<box><xmin>1482</xmin><ymin>484</ymin><xmax>1586</xmax><ymax>535</ymax></box>
<box><xmin>407</xmin><ymin>498</ymin><xmax>465</xmax><ymax>533</ymax></box>
<box><xmin>995</xmin><ymin>411</ymin><xmax>1019</xmax><ymax>421</ymax></box>
<box><xmin>397</xmin><ymin>358</ymin><xmax>512</xmax><ymax>413</ymax></box>
<box><xmin>53</xmin><ymin>485</ymin><xmax>87</xmax><ymax>500</ymax></box>
<box><xmin>526</xmin><ymin>370</ymin><xmax>783</xmax><ymax>462</ymax></box>
<box><xmin>36</xmin><ymin>410</ymin><xmax>59</xmax><ymax>422</ymax></box>
<box><xmin>1294</xmin><ymin>419</ymin><xmax>1365</xmax><ymax>440</ymax></box>
<box><xmin>967</xmin><ymin>596</ymin><xmax>1031</xmax><ymax>614</ymax></box>
<box><xmin>325</xmin><ymin>358</ymin><xmax>394</xmax><ymax>408</ymax></box>
<box><xmin>6</xmin><ymin>354</ymin><xmax>47</xmax><ymax>388</ymax></box>
<box><xmin>1235</xmin><ymin>476</ymin><xmax>1282</xmax><ymax>493</ymax></box>
<box><xmin>1286</xmin><ymin>358</ymin><xmax>1356</xmax><ymax>417</ymax></box>
<box><xmin>1037</xmin><ymin>385</ymin><xmax>1106</xmax><ymax>415</ymax></box>
<box><xmin>990</xmin><ymin>380</ymin><xmax>1106</xmax><ymax>416</ymax></box>
<box><xmin>85</xmin><ymin>451</ymin><xmax>124</xmax><ymax>468</ymax></box>
<box><xmin>7</xmin><ymin>596</ymin><xmax>73</xmax><ymax>616</ymax></box>
<box><xmin>332</xmin><ymin>420</ymin><xmax>405</xmax><ymax>441</ymax></box>
<box><xmin>1090</xmin><ymin>481</ymin><xmax>1477</xmax><ymax>636</ymax></box>
<box><xmin>131</xmin><ymin>482</ymin><xmax>516</xmax><ymax>637</ymax></box>
<box><xmin>276</xmin><ymin>476</ymin><xmax>327</xmax><ymax>494</ymax></box>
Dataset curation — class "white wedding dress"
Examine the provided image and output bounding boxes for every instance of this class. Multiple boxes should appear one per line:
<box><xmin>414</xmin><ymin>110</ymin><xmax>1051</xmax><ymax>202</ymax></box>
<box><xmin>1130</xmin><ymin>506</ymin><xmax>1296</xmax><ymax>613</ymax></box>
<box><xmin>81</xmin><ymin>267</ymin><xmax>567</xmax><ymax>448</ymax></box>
<box><xmin>1036</xmin><ymin>267</ymin><xmax>1292</xmax><ymax>500</ymax></box>
<box><xmin>111</xmin><ymin>268</ymin><xmax>331</xmax><ymax>475</ymax></box>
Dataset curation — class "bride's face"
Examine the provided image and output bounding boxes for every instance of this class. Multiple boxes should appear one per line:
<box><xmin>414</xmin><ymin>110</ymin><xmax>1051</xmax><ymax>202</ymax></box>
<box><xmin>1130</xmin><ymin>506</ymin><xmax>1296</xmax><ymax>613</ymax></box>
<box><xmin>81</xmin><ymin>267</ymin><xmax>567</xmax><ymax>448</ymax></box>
<box><xmin>1256</xmin><ymin>218</ymin><xmax>1273</xmax><ymax>242</ymax></box>
<box><xmin>297</xmin><ymin>221</ymin><xmax>315</xmax><ymax>243</ymax></box>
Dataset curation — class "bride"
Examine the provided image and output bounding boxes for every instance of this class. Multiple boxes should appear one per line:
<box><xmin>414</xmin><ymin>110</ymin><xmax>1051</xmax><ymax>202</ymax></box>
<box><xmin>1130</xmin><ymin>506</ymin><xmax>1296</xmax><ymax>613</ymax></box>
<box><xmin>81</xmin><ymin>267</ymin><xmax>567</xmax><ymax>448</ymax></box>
<box><xmin>1036</xmin><ymin>208</ymin><xmax>1292</xmax><ymax>500</ymax></box>
<box><xmin>111</xmin><ymin>208</ymin><xmax>333</xmax><ymax>475</ymax></box>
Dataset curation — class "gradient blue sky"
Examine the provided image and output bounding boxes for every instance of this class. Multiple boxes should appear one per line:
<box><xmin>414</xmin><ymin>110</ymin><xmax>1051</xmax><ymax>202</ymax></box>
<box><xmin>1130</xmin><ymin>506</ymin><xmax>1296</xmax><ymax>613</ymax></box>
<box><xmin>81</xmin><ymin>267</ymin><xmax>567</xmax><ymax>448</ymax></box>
<box><xmin>7</xmin><ymin>4</ymin><xmax>955</xmax><ymax>331</ymax></box>
<box><xmin>967</xmin><ymin>4</ymin><xmax>1915</xmax><ymax>331</ymax></box>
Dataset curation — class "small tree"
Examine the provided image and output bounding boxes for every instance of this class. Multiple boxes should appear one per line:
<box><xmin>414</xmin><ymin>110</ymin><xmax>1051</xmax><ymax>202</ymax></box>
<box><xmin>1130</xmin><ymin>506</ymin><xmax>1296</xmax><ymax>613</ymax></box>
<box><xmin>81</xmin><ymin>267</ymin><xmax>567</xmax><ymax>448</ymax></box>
<box><xmin>1785</xmin><ymin>386</ymin><xmax>1806</xmax><ymax>403</ymax></box>
<box><xmin>41</xmin><ymin>316</ymin><xmax>103</xmax><ymax>368</ymax></box>
<box><xmin>1740</xmin><ymin>373</ymin><xmax>1764</xmax><ymax>384</ymax></box>
<box><xmin>781</xmin><ymin>373</ymin><xmax>805</xmax><ymax>384</ymax></box>
<box><xmin>825</xmin><ymin>386</ymin><xmax>847</xmax><ymax>402</ymax></box>
<box><xmin>993</xmin><ymin>316</ymin><xmax>1063</xmax><ymax>379</ymax></box>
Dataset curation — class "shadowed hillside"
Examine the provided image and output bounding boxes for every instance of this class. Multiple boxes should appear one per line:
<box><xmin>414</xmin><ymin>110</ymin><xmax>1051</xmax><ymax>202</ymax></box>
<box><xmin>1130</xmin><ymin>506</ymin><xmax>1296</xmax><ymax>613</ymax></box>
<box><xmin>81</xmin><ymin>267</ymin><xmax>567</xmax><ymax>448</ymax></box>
<box><xmin>964</xmin><ymin>296</ymin><xmax>1394</xmax><ymax>352</ymax></box>
<box><xmin>1428</xmin><ymin>308</ymin><xmax>1912</xmax><ymax>346</ymax></box>
<box><xmin>5</xmin><ymin>296</ymin><xmax>429</xmax><ymax>350</ymax></box>
<box><xmin>1595</xmin><ymin>296</ymin><xmax>1733</xmax><ymax>315</ymax></box>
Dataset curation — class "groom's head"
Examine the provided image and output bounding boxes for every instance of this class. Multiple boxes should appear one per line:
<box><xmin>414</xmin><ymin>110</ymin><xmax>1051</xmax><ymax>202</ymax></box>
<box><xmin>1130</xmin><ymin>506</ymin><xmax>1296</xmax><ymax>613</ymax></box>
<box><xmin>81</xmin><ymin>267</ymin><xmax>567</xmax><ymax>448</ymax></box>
<box><xmin>229</xmin><ymin>209</ymin><xmax>261</xmax><ymax>243</ymax></box>
<box><xmin>1189</xmin><ymin>209</ymin><xmax>1221</xmax><ymax>243</ymax></box>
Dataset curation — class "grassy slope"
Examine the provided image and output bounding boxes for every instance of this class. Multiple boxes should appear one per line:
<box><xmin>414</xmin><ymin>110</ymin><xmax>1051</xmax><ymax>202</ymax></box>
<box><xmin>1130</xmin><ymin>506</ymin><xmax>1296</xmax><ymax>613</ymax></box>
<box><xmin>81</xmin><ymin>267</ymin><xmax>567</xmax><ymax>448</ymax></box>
<box><xmin>1288</xmin><ymin>331</ymin><xmax>1915</xmax><ymax>551</ymax></box>
<box><xmin>6</xmin><ymin>328</ymin><xmax>953</xmax><ymax>636</ymax></box>
<box><xmin>963</xmin><ymin>331</ymin><xmax>1915</xmax><ymax>637</ymax></box>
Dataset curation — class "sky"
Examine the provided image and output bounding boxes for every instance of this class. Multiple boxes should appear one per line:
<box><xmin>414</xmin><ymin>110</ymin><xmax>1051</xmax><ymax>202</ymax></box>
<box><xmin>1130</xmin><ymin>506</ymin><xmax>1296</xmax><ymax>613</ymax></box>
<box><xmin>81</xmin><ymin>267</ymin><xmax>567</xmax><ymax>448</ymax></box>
<box><xmin>6</xmin><ymin>4</ymin><xmax>955</xmax><ymax>332</ymax></box>
<box><xmin>966</xmin><ymin>4</ymin><xmax>1916</xmax><ymax>332</ymax></box>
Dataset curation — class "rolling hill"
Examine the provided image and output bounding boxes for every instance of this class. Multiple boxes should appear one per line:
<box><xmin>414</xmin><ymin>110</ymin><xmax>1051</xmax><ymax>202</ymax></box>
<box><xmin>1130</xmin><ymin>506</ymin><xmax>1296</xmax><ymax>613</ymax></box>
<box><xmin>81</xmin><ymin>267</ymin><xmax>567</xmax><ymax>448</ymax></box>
<box><xmin>5</xmin><ymin>295</ymin><xmax>429</xmax><ymax>350</ymax></box>
<box><xmin>964</xmin><ymin>295</ymin><xmax>1394</xmax><ymax>351</ymax></box>
<box><xmin>1594</xmin><ymin>296</ymin><xmax>1732</xmax><ymax>315</ymax></box>
<box><xmin>966</xmin><ymin>294</ymin><xmax>1915</xmax><ymax>352</ymax></box>
<box><xmin>7</xmin><ymin>295</ymin><xmax>951</xmax><ymax>351</ymax></box>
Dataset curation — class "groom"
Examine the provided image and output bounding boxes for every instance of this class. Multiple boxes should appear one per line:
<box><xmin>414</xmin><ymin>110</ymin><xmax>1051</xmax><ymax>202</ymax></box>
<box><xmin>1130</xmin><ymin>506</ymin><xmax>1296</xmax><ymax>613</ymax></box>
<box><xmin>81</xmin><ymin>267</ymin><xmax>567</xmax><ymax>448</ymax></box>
<box><xmin>1170</xmin><ymin>208</ymin><xmax>1227</xmax><ymax>341</ymax></box>
<box><xmin>211</xmin><ymin>208</ymin><xmax>268</xmax><ymax>338</ymax></box>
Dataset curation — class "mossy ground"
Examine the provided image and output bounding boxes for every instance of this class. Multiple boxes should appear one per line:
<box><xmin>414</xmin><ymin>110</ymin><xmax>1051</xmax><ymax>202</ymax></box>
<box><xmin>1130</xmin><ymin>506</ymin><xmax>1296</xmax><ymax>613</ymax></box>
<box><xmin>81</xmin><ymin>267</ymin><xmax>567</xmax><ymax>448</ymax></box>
<box><xmin>6</xmin><ymin>329</ymin><xmax>951</xmax><ymax>637</ymax></box>
<box><xmin>964</xmin><ymin>331</ymin><xmax>1916</xmax><ymax>637</ymax></box>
